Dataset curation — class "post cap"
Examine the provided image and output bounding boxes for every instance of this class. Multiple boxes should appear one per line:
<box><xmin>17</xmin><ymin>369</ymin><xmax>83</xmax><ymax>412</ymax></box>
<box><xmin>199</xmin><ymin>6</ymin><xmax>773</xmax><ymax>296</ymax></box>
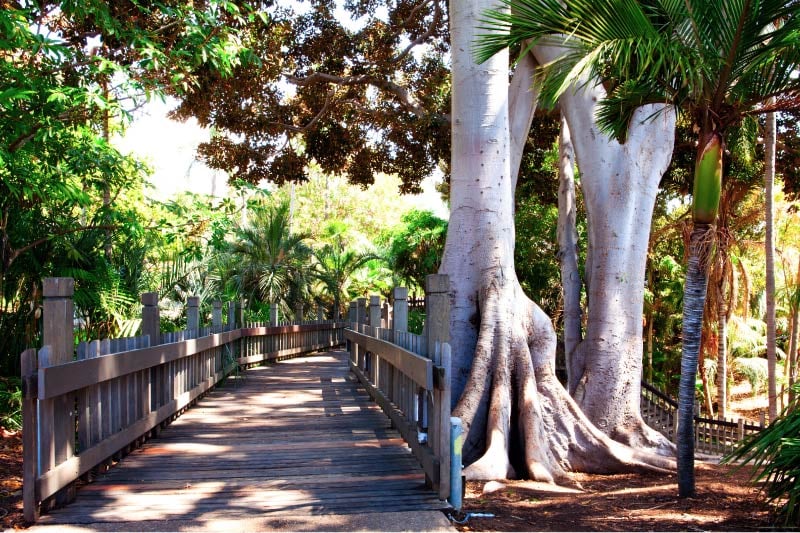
<box><xmin>43</xmin><ymin>277</ymin><xmax>74</xmax><ymax>298</ymax></box>
<box><xmin>187</xmin><ymin>296</ymin><xmax>200</xmax><ymax>307</ymax></box>
<box><xmin>426</xmin><ymin>274</ymin><xmax>450</xmax><ymax>293</ymax></box>
<box><xmin>392</xmin><ymin>287</ymin><xmax>408</xmax><ymax>300</ymax></box>
<box><xmin>141</xmin><ymin>292</ymin><xmax>159</xmax><ymax>306</ymax></box>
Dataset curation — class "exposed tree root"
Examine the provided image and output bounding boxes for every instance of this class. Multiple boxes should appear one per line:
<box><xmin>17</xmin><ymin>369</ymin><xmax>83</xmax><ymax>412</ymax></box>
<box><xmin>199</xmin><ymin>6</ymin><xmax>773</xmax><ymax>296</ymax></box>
<box><xmin>453</xmin><ymin>269</ymin><xmax>676</xmax><ymax>483</ymax></box>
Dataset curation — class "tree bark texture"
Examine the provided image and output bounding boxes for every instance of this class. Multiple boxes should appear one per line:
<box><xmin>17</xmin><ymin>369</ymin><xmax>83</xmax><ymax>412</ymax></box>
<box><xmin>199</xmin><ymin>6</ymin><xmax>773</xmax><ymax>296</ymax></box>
<box><xmin>678</xmin><ymin>224</ymin><xmax>713</xmax><ymax>498</ymax></box>
<box><xmin>538</xmin><ymin>51</ymin><xmax>676</xmax><ymax>453</ymax></box>
<box><xmin>557</xmin><ymin>115</ymin><xmax>583</xmax><ymax>394</ymax></box>
<box><xmin>444</xmin><ymin>10</ymin><xmax>675</xmax><ymax>482</ymax></box>
<box><xmin>765</xmin><ymin>110</ymin><xmax>778</xmax><ymax>422</ymax></box>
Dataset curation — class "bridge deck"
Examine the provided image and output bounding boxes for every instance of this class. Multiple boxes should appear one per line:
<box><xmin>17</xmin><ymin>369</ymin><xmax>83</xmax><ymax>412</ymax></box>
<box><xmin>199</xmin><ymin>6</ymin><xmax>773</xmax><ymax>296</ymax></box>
<box><xmin>37</xmin><ymin>350</ymin><xmax>448</xmax><ymax>529</ymax></box>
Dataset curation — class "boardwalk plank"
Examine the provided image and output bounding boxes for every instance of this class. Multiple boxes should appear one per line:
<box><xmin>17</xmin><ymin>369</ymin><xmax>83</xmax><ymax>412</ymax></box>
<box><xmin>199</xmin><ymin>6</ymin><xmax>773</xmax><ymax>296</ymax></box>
<box><xmin>37</xmin><ymin>350</ymin><xmax>448</xmax><ymax>528</ymax></box>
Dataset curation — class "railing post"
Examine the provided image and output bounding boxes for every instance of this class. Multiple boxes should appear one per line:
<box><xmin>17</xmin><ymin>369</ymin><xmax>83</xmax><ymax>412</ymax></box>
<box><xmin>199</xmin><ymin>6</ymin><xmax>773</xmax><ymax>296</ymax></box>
<box><xmin>317</xmin><ymin>305</ymin><xmax>324</xmax><ymax>322</ymax></box>
<box><xmin>270</xmin><ymin>302</ymin><xmax>279</xmax><ymax>326</ymax></box>
<box><xmin>295</xmin><ymin>302</ymin><xmax>304</xmax><ymax>323</ymax></box>
<box><xmin>369</xmin><ymin>295</ymin><xmax>381</xmax><ymax>328</ymax></box>
<box><xmin>392</xmin><ymin>287</ymin><xmax>408</xmax><ymax>337</ymax></box>
<box><xmin>187</xmin><ymin>296</ymin><xmax>200</xmax><ymax>336</ymax></box>
<box><xmin>348</xmin><ymin>301</ymin><xmax>357</xmax><ymax>324</ymax></box>
<box><xmin>42</xmin><ymin>277</ymin><xmax>76</xmax><ymax>506</ymax></box>
<box><xmin>21</xmin><ymin>348</ymin><xmax>39</xmax><ymax>522</ymax></box>
<box><xmin>141</xmin><ymin>292</ymin><xmax>160</xmax><ymax>345</ymax></box>
<box><xmin>227</xmin><ymin>301</ymin><xmax>237</xmax><ymax>330</ymax></box>
<box><xmin>382</xmin><ymin>301</ymin><xmax>390</xmax><ymax>329</ymax></box>
<box><xmin>425</xmin><ymin>274</ymin><xmax>451</xmax><ymax>498</ymax></box>
<box><xmin>357</xmin><ymin>297</ymin><xmax>368</xmax><ymax>326</ymax></box>
<box><xmin>212</xmin><ymin>299</ymin><xmax>222</xmax><ymax>332</ymax></box>
<box><xmin>425</xmin><ymin>274</ymin><xmax>450</xmax><ymax>360</ymax></box>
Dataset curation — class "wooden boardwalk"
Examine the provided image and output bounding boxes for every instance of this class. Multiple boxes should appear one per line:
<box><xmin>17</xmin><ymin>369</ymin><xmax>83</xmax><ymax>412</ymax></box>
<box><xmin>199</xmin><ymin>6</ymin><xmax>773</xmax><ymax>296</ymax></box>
<box><xmin>37</xmin><ymin>350</ymin><xmax>448</xmax><ymax>530</ymax></box>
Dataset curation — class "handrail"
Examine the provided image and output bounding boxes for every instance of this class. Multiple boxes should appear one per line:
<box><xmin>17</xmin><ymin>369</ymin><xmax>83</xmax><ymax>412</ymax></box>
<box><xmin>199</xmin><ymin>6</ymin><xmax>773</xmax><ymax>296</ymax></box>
<box><xmin>345</xmin><ymin>323</ymin><xmax>452</xmax><ymax>501</ymax></box>
<box><xmin>21</xmin><ymin>320</ymin><xmax>346</xmax><ymax>522</ymax></box>
<box><xmin>639</xmin><ymin>379</ymin><xmax>764</xmax><ymax>455</ymax></box>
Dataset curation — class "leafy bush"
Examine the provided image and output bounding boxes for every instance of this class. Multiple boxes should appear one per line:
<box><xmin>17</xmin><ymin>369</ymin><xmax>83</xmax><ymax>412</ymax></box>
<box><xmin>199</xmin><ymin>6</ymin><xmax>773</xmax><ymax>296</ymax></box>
<box><xmin>734</xmin><ymin>357</ymin><xmax>785</xmax><ymax>396</ymax></box>
<box><xmin>0</xmin><ymin>378</ymin><xmax>22</xmax><ymax>431</ymax></box>
<box><xmin>734</xmin><ymin>357</ymin><xmax>769</xmax><ymax>394</ymax></box>
<box><xmin>724</xmin><ymin>382</ymin><xmax>800</xmax><ymax>527</ymax></box>
<box><xmin>408</xmin><ymin>309</ymin><xmax>425</xmax><ymax>335</ymax></box>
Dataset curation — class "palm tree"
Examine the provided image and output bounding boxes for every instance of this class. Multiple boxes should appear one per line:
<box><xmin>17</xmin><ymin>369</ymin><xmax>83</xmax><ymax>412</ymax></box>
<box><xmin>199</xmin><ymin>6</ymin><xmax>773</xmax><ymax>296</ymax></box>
<box><xmin>477</xmin><ymin>0</ymin><xmax>800</xmax><ymax>497</ymax></box>
<box><xmin>228</xmin><ymin>200</ymin><xmax>311</xmax><ymax>319</ymax></box>
<box><xmin>311</xmin><ymin>240</ymin><xmax>376</xmax><ymax>319</ymax></box>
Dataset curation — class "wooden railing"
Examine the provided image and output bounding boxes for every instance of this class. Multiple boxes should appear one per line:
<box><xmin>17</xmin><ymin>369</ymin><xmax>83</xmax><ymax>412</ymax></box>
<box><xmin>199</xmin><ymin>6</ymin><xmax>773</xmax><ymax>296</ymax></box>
<box><xmin>20</xmin><ymin>278</ymin><xmax>345</xmax><ymax>522</ymax></box>
<box><xmin>346</xmin><ymin>324</ymin><xmax>451</xmax><ymax>500</ymax></box>
<box><xmin>345</xmin><ymin>277</ymin><xmax>455</xmax><ymax>502</ymax></box>
<box><xmin>640</xmin><ymin>381</ymin><xmax>764</xmax><ymax>456</ymax></box>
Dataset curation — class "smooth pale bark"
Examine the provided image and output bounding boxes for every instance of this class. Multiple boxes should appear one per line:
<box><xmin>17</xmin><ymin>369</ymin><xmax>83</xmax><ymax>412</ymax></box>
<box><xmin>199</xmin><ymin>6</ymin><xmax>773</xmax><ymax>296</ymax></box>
<box><xmin>765</xmin><ymin>110</ymin><xmax>778</xmax><ymax>422</ymax></box>
<box><xmin>509</xmin><ymin>49</ymin><xmax>538</xmax><ymax>188</ymax></box>
<box><xmin>536</xmin><ymin>44</ymin><xmax>676</xmax><ymax>453</ymax></box>
<box><xmin>445</xmin><ymin>11</ymin><xmax>676</xmax><ymax>480</ymax></box>
<box><xmin>556</xmin><ymin>115</ymin><xmax>583</xmax><ymax>393</ymax></box>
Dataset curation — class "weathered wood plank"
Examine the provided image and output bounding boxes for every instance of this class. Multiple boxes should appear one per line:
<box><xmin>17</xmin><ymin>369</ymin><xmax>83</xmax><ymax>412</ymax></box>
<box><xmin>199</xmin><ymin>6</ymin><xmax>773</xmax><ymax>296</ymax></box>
<box><xmin>37</xmin><ymin>350</ymin><xmax>445</xmax><ymax>527</ymax></box>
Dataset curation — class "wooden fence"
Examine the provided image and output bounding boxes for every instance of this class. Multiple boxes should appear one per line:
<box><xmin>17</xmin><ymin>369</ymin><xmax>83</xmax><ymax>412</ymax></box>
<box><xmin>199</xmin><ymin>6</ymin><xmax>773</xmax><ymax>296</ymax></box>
<box><xmin>21</xmin><ymin>278</ymin><xmax>345</xmax><ymax>522</ymax></box>
<box><xmin>640</xmin><ymin>381</ymin><xmax>764</xmax><ymax>456</ymax></box>
<box><xmin>345</xmin><ymin>279</ymin><xmax>454</xmax><ymax>501</ymax></box>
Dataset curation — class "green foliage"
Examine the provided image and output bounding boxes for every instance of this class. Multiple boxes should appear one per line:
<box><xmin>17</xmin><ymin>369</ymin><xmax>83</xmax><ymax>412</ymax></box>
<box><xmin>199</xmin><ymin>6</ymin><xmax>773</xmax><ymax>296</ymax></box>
<box><xmin>0</xmin><ymin>377</ymin><xmax>22</xmax><ymax>431</ymax></box>
<box><xmin>381</xmin><ymin>209</ymin><xmax>447</xmax><ymax>292</ymax></box>
<box><xmin>225</xmin><ymin>200</ymin><xmax>311</xmax><ymax>318</ymax></box>
<box><xmin>311</xmin><ymin>231</ymin><xmax>377</xmax><ymax>319</ymax></box>
<box><xmin>734</xmin><ymin>357</ymin><xmax>770</xmax><ymax>395</ymax></box>
<box><xmin>0</xmin><ymin>1</ymin><xmax>256</xmax><ymax>374</ymax></box>
<box><xmin>173</xmin><ymin>3</ymin><xmax>450</xmax><ymax>192</ymax></box>
<box><xmin>408</xmin><ymin>309</ymin><xmax>425</xmax><ymax>336</ymax></box>
<box><xmin>724</xmin><ymin>383</ymin><xmax>800</xmax><ymax>527</ymax></box>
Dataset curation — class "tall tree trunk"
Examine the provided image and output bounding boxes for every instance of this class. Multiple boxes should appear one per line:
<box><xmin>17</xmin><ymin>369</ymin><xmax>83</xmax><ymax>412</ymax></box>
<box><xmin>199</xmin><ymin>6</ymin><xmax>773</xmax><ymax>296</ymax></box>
<box><xmin>445</xmin><ymin>2</ymin><xmax>675</xmax><ymax>482</ymax></box>
<box><xmin>716</xmin><ymin>280</ymin><xmax>728</xmax><ymax>418</ymax></box>
<box><xmin>789</xmin><ymin>262</ymin><xmax>799</xmax><ymax>406</ymax></box>
<box><xmin>102</xmin><ymin>79</ymin><xmax>112</xmax><ymax>261</ymax></box>
<box><xmin>678</xmin><ymin>224</ymin><xmax>712</xmax><ymax>498</ymax></box>
<box><xmin>678</xmin><ymin>128</ymin><xmax>723</xmax><ymax>498</ymax></box>
<box><xmin>542</xmin><ymin>52</ymin><xmax>676</xmax><ymax>453</ymax></box>
<box><xmin>557</xmin><ymin>114</ymin><xmax>583</xmax><ymax>393</ymax></box>
<box><xmin>765</xmin><ymin>110</ymin><xmax>778</xmax><ymax>422</ymax></box>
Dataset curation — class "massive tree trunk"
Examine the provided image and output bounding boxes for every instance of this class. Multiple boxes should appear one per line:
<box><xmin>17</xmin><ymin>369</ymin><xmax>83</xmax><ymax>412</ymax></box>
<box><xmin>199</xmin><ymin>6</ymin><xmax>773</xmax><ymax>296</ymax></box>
<box><xmin>444</xmin><ymin>5</ymin><xmax>675</xmax><ymax>481</ymax></box>
<box><xmin>557</xmin><ymin>115</ymin><xmax>583</xmax><ymax>392</ymax></box>
<box><xmin>535</xmin><ymin>46</ymin><xmax>676</xmax><ymax>455</ymax></box>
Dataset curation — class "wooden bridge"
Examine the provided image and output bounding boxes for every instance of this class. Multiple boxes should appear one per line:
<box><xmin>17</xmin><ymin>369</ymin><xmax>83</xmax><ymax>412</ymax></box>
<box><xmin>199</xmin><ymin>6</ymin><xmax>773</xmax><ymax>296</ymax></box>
<box><xmin>22</xmin><ymin>278</ymin><xmax>457</xmax><ymax>530</ymax></box>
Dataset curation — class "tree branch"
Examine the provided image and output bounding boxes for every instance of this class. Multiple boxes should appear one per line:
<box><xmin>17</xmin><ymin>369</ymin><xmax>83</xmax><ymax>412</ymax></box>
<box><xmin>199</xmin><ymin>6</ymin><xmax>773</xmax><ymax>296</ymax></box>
<box><xmin>5</xmin><ymin>224</ymin><xmax>117</xmax><ymax>268</ymax></box>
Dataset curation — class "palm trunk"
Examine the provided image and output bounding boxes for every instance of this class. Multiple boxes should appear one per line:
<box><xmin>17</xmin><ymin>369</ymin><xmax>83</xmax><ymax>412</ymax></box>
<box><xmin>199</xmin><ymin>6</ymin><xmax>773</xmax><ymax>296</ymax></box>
<box><xmin>678</xmin><ymin>224</ymin><xmax>712</xmax><ymax>498</ymax></box>
<box><xmin>717</xmin><ymin>286</ymin><xmax>728</xmax><ymax>418</ymax></box>
<box><xmin>765</xmin><ymin>110</ymin><xmax>778</xmax><ymax>422</ymax></box>
<box><xmin>678</xmin><ymin>130</ymin><xmax>722</xmax><ymax>498</ymax></box>
<box><xmin>788</xmin><ymin>301</ymin><xmax>798</xmax><ymax>406</ymax></box>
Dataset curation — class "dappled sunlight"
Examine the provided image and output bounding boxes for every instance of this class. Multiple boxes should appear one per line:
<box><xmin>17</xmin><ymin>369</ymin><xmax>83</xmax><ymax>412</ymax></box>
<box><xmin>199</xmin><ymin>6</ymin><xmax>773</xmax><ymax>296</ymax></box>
<box><xmin>37</xmin><ymin>351</ymin><xmax>446</xmax><ymax>529</ymax></box>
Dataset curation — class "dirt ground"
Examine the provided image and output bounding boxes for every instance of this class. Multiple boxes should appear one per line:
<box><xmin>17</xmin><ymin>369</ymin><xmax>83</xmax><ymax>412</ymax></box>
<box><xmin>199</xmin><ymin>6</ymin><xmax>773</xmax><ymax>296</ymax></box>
<box><xmin>0</xmin><ymin>428</ymin><xmax>23</xmax><ymax>530</ymax></box>
<box><xmin>451</xmin><ymin>463</ymin><xmax>775</xmax><ymax>532</ymax></box>
<box><xmin>0</xmin><ymin>428</ymin><xmax>777</xmax><ymax>531</ymax></box>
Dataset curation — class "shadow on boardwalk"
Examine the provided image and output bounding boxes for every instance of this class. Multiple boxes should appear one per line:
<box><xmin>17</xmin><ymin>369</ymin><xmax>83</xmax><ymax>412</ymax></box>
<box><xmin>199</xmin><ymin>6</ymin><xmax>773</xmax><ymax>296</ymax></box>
<box><xmin>32</xmin><ymin>350</ymin><xmax>452</xmax><ymax>532</ymax></box>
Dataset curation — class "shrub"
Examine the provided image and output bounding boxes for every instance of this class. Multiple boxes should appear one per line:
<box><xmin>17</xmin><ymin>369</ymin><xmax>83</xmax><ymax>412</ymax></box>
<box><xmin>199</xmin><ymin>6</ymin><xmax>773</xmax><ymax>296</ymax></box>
<box><xmin>724</xmin><ymin>382</ymin><xmax>800</xmax><ymax>527</ymax></box>
<box><xmin>0</xmin><ymin>377</ymin><xmax>22</xmax><ymax>431</ymax></box>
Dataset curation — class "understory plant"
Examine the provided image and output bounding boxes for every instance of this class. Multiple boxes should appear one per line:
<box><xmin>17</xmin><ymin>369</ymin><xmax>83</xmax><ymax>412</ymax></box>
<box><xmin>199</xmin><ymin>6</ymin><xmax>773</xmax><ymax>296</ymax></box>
<box><xmin>725</xmin><ymin>382</ymin><xmax>800</xmax><ymax>527</ymax></box>
<box><xmin>0</xmin><ymin>377</ymin><xmax>22</xmax><ymax>431</ymax></box>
